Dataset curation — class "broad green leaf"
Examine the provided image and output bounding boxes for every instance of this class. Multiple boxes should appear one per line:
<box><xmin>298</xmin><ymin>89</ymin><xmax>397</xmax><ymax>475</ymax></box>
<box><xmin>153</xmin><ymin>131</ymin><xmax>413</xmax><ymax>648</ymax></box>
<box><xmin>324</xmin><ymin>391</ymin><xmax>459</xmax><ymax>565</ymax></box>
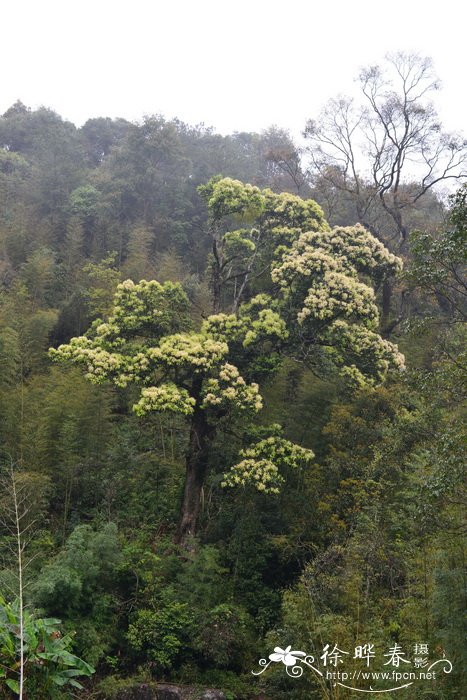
<box><xmin>6</xmin><ymin>678</ymin><xmax>20</xmax><ymax>693</ymax></box>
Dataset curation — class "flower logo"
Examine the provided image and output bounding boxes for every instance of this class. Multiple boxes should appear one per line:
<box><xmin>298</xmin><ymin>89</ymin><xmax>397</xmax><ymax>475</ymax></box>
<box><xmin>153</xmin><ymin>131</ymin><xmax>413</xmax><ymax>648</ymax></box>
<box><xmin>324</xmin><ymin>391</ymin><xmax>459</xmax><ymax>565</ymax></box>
<box><xmin>253</xmin><ymin>644</ymin><xmax>322</xmax><ymax>678</ymax></box>
<box><xmin>269</xmin><ymin>646</ymin><xmax>307</xmax><ymax>667</ymax></box>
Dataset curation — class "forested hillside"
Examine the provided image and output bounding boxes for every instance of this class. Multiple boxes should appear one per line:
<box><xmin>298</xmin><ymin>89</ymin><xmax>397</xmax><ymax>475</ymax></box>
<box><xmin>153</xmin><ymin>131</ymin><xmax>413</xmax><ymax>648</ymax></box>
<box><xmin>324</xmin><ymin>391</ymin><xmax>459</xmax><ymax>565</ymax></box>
<box><xmin>0</xmin><ymin>67</ymin><xmax>465</xmax><ymax>700</ymax></box>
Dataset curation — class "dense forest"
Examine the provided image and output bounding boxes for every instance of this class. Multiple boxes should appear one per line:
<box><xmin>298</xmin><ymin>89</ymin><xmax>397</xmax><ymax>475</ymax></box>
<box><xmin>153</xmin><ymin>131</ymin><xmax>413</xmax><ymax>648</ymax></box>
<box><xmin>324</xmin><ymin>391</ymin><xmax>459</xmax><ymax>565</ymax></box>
<box><xmin>0</xmin><ymin>53</ymin><xmax>465</xmax><ymax>700</ymax></box>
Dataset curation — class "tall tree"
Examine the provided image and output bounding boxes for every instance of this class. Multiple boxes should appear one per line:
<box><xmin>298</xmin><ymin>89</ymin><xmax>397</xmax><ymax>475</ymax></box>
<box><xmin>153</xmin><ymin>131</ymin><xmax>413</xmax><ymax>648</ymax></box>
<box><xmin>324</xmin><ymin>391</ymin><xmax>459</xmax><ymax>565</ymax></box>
<box><xmin>49</xmin><ymin>180</ymin><xmax>403</xmax><ymax>545</ymax></box>
<box><xmin>305</xmin><ymin>52</ymin><xmax>467</xmax><ymax>243</ymax></box>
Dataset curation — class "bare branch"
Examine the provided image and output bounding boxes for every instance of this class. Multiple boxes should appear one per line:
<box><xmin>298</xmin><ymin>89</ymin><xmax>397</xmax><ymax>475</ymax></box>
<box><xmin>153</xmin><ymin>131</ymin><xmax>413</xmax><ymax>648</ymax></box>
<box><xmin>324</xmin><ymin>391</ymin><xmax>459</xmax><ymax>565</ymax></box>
<box><xmin>306</xmin><ymin>52</ymin><xmax>467</xmax><ymax>243</ymax></box>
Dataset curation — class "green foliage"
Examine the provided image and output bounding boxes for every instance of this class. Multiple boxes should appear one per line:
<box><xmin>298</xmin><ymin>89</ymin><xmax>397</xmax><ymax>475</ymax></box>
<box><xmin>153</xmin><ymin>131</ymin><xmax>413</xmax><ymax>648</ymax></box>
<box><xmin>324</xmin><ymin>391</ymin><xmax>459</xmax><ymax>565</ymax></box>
<box><xmin>127</xmin><ymin>595</ymin><xmax>193</xmax><ymax>670</ymax></box>
<box><xmin>409</xmin><ymin>183</ymin><xmax>467</xmax><ymax>320</ymax></box>
<box><xmin>193</xmin><ymin>603</ymin><xmax>253</xmax><ymax>669</ymax></box>
<box><xmin>32</xmin><ymin>524</ymin><xmax>122</xmax><ymax>665</ymax></box>
<box><xmin>70</xmin><ymin>184</ymin><xmax>101</xmax><ymax>221</ymax></box>
<box><xmin>81</xmin><ymin>254</ymin><xmax>121</xmax><ymax>318</ymax></box>
<box><xmin>0</xmin><ymin>595</ymin><xmax>94</xmax><ymax>697</ymax></box>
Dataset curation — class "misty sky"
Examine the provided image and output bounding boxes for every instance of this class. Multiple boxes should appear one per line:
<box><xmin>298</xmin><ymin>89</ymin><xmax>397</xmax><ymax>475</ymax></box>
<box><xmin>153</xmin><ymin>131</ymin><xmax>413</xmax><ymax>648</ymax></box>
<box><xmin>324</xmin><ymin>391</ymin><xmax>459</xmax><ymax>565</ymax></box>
<box><xmin>2</xmin><ymin>0</ymin><xmax>466</xmax><ymax>138</ymax></box>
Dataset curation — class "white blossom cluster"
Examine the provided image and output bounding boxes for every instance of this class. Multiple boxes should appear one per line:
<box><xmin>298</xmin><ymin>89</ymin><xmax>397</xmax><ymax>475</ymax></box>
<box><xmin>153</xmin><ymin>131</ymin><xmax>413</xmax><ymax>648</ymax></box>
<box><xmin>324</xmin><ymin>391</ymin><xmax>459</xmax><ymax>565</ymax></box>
<box><xmin>288</xmin><ymin>225</ymin><xmax>402</xmax><ymax>278</ymax></box>
<box><xmin>102</xmin><ymin>278</ymin><xmax>189</xmax><ymax>338</ymax></box>
<box><xmin>202</xmin><ymin>296</ymin><xmax>288</xmax><ymax>348</ymax></box>
<box><xmin>143</xmin><ymin>334</ymin><xmax>228</xmax><ymax>373</ymax></box>
<box><xmin>222</xmin><ymin>458</ymin><xmax>283</xmax><ymax>493</ymax></box>
<box><xmin>298</xmin><ymin>271</ymin><xmax>379</xmax><ymax>327</ymax></box>
<box><xmin>201</xmin><ymin>363</ymin><xmax>263</xmax><ymax>414</ymax></box>
<box><xmin>222</xmin><ymin>436</ymin><xmax>315</xmax><ymax>493</ymax></box>
<box><xmin>49</xmin><ymin>336</ymin><xmax>128</xmax><ymax>385</ymax></box>
<box><xmin>50</xmin><ymin>278</ymin><xmax>256</xmax><ymax>416</ymax></box>
<box><xmin>323</xmin><ymin>320</ymin><xmax>406</xmax><ymax>387</ymax></box>
<box><xmin>271</xmin><ymin>223</ymin><xmax>404</xmax><ymax>385</ymax></box>
<box><xmin>133</xmin><ymin>383</ymin><xmax>196</xmax><ymax>416</ymax></box>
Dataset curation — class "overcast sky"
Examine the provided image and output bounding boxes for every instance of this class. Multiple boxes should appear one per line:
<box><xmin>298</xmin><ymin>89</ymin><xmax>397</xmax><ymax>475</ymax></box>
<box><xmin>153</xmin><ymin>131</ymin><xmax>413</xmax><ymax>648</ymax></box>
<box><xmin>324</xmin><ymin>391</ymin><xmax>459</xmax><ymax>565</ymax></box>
<box><xmin>2</xmin><ymin>0</ymin><xmax>466</xmax><ymax>139</ymax></box>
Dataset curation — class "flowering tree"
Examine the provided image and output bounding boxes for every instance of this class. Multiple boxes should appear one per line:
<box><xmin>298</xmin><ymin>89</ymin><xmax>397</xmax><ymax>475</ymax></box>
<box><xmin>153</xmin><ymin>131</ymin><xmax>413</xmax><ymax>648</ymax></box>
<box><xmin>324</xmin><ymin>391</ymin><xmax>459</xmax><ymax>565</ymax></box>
<box><xmin>273</xmin><ymin>223</ymin><xmax>404</xmax><ymax>387</ymax></box>
<box><xmin>50</xmin><ymin>178</ymin><xmax>404</xmax><ymax>544</ymax></box>
<box><xmin>198</xmin><ymin>176</ymin><xmax>327</xmax><ymax>313</ymax></box>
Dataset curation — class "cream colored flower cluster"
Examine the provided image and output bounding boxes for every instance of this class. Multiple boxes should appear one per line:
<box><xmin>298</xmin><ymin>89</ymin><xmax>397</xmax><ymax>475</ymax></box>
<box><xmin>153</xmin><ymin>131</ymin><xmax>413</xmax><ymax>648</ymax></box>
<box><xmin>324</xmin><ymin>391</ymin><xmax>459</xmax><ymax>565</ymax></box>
<box><xmin>201</xmin><ymin>314</ymin><xmax>244</xmax><ymax>343</ymax></box>
<box><xmin>248</xmin><ymin>436</ymin><xmax>314</xmax><ymax>466</ymax></box>
<box><xmin>205</xmin><ymin>178</ymin><xmax>265</xmax><ymax>219</ymax></box>
<box><xmin>222</xmin><ymin>436</ymin><xmax>315</xmax><ymax>493</ymax></box>
<box><xmin>222</xmin><ymin>458</ymin><xmax>283</xmax><ymax>493</ymax></box>
<box><xmin>201</xmin><ymin>363</ymin><xmax>263</xmax><ymax>413</ymax></box>
<box><xmin>293</xmin><ymin>225</ymin><xmax>402</xmax><ymax>277</ymax></box>
<box><xmin>107</xmin><ymin>278</ymin><xmax>189</xmax><ymax>336</ymax></box>
<box><xmin>50</xmin><ymin>296</ymin><xmax>265</xmax><ymax>416</ymax></box>
<box><xmin>263</xmin><ymin>189</ymin><xmax>328</xmax><ymax>233</ymax></box>
<box><xmin>324</xmin><ymin>320</ymin><xmax>406</xmax><ymax>387</ymax></box>
<box><xmin>298</xmin><ymin>271</ymin><xmax>378</xmax><ymax>327</ymax></box>
<box><xmin>270</xmin><ymin>221</ymin><xmax>405</xmax><ymax>385</ymax></box>
<box><xmin>133</xmin><ymin>383</ymin><xmax>196</xmax><ymax>416</ymax></box>
<box><xmin>144</xmin><ymin>333</ymin><xmax>228</xmax><ymax>373</ymax></box>
<box><xmin>49</xmin><ymin>336</ymin><xmax>128</xmax><ymax>385</ymax></box>
<box><xmin>273</xmin><ymin>224</ymin><xmax>402</xmax><ymax>292</ymax></box>
<box><xmin>273</xmin><ymin>243</ymin><xmax>380</xmax><ymax>329</ymax></box>
<box><xmin>326</xmin><ymin>224</ymin><xmax>403</xmax><ymax>276</ymax></box>
<box><xmin>51</xmin><ymin>330</ymin><xmax>229</xmax><ymax>390</ymax></box>
<box><xmin>202</xmin><ymin>297</ymin><xmax>288</xmax><ymax>348</ymax></box>
<box><xmin>272</xmin><ymin>248</ymin><xmax>341</xmax><ymax>287</ymax></box>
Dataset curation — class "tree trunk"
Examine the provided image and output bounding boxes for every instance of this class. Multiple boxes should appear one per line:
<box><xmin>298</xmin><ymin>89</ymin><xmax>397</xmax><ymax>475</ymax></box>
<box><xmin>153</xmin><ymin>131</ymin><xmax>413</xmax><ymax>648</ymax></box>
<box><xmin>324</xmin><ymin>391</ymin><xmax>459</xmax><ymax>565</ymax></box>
<box><xmin>212</xmin><ymin>236</ymin><xmax>222</xmax><ymax>313</ymax></box>
<box><xmin>381</xmin><ymin>278</ymin><xmax>392</xmax><ymax>329</ymax></box>
<box><xmin>175</xmin><ymin>383</ymin><xmax>215</xmax><ymax>547</ymax></box>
